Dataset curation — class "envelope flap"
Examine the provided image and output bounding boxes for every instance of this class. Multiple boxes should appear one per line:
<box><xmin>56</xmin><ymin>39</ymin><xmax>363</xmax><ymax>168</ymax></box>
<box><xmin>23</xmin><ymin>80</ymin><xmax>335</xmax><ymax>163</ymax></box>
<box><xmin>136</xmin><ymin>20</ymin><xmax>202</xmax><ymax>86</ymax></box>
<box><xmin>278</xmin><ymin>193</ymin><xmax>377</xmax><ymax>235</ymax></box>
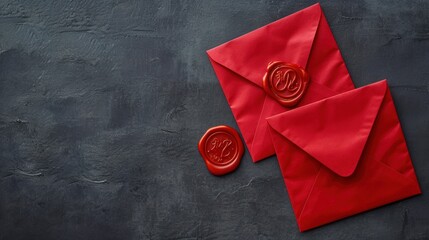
<box><xmin>207</xmin><ymin>3</ymin><xmax>322</xmax><ymax>88</ymax></box>
<box><xmin>267</xmin><ymin>80</ymin><xmax>388</xmax><ymax>177</ymax></box>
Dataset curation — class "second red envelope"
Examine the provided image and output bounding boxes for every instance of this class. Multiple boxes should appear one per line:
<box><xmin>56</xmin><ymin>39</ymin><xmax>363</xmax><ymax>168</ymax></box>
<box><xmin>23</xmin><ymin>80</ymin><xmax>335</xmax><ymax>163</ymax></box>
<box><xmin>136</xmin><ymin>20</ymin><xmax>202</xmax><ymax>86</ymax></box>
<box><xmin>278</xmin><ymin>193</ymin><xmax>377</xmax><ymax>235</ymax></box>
<box><xmin>267</xmin><ymin>80</ymin><xmax>421</xmax><ymax>231</ymax></box>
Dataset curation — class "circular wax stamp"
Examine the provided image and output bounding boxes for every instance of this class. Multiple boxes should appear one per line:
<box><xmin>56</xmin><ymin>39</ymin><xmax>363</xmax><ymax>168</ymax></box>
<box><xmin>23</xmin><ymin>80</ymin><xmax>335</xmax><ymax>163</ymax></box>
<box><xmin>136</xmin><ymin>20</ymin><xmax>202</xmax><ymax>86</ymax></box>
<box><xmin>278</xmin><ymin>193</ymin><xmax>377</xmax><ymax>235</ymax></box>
<box><xmin>262</xmin><ymin>61</ymin><xmax>310</xmax><ymax>107</ymax></box>
<box><xmin>198</xmin><ymin>125</ymin><xmax>244</xmax><ymax>176</ymax></box>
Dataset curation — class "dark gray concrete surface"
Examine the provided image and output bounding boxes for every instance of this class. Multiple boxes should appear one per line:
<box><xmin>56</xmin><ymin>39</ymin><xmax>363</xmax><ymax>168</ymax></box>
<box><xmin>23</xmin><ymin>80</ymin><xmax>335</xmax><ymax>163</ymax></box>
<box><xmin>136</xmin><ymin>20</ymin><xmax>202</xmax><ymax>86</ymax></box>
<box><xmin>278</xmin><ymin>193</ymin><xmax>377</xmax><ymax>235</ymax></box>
<box><xmin>0</xmin><ymin>0</ymin><xmax>428</xmax><ymax>239</ymax></box>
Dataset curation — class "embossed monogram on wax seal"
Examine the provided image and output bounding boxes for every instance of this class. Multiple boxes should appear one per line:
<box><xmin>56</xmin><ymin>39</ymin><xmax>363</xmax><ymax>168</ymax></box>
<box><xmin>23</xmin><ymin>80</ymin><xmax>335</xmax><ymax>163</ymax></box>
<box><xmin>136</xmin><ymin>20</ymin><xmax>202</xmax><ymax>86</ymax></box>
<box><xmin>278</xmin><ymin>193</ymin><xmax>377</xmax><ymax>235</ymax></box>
<box><xmin>198</xmin><ymin>125</ymin><xmax>244</xmax><ymax>176</ymax></box>
<box><xmin>262</xmin><ymin>61</ymin><xmax>310</xmax><ymax>107</ymax></box>
<box><xmin>205</xmin><ymin>132</ymin><xmax>237</xmax><ymax>164</ymax></box>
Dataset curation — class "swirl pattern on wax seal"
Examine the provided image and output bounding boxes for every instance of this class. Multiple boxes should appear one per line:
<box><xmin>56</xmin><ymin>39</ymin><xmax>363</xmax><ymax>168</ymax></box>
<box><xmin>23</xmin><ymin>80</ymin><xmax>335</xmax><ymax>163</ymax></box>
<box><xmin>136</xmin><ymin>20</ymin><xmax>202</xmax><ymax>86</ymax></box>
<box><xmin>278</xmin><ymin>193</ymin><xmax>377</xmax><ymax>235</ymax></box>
<box><xmin>262</xmin><ymin>61</ymin><xmax>310</xmax><ymax>107</ymax></box>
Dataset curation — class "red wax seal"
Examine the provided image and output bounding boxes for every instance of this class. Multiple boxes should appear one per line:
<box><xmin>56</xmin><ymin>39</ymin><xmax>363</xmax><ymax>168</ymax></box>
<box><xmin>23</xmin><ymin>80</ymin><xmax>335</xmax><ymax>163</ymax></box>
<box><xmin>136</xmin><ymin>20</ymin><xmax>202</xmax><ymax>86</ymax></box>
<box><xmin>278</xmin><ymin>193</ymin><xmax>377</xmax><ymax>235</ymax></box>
<box><xmin>262</xmin><ymin>61</ymin><xmax>310</xmax><ymax>107</ymax></box>
<box><xmin>198</xmin><ymin>125</ymin><xmax>244</xmax><ymax>176</ymax></box>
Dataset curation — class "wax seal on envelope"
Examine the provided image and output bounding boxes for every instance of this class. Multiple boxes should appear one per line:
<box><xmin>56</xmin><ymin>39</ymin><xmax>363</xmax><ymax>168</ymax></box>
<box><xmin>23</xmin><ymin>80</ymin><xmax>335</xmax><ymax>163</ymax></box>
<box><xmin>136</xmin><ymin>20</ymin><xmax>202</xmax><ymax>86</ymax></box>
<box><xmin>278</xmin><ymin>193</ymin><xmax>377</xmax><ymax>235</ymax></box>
<box><xmin>198</xmin><ymin>125</ymin><xmax>244</xmax><ymax>176</ymax></box>
<box><xmin>262</xmin><ymin>61</ymin><xmax>310</xmax><ymax>107</ymax></box>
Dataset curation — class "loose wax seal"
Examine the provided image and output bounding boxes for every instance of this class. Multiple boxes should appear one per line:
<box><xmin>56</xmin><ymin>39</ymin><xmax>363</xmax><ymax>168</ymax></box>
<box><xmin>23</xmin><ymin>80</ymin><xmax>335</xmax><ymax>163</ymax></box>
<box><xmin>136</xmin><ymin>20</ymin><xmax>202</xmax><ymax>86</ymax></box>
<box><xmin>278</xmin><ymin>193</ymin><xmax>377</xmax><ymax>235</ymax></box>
<box><xmin>262</xmin><ymin>61</ymin><xmax>310</xmax><ymax>107</ymax></box>
<box><xmin>198</xmin><ymin>125</ymin><xmax>244</xmax><ymax>176</ymax></box>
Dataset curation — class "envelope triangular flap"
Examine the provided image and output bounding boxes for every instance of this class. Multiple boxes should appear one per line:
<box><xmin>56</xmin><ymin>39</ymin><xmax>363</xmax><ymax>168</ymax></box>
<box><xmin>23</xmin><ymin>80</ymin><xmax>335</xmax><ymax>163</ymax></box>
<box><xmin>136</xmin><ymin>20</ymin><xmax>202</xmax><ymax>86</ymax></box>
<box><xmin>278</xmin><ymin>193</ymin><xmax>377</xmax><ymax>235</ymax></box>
<box><xmin>267</xmin><ymin>80</ymin><xmax>388</xmax><ymax>177</ymax></box>
<box><xmin>207</xmin><ymin>3</ymin><xmax>322</xmax><ymax>88</ymax></box>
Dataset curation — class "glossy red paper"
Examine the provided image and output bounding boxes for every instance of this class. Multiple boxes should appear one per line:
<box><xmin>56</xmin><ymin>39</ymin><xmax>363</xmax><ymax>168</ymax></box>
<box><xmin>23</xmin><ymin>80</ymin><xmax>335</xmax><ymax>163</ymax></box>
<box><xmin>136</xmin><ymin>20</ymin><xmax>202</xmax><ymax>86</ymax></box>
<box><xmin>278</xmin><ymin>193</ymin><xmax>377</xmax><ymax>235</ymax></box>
<box><xmin>207</xmin><ymin>3</ymin><xmax>355</xmax><ymax>162</ymax></box>
<box><xmin>267</xmin><ymin>80</ymin><xmax>421</xmax><ymax>231</ymax></box>
<box><xmin>198</xmin><ymin>125</ymin><xmax>244</xmax><ymax>176</ymax></box>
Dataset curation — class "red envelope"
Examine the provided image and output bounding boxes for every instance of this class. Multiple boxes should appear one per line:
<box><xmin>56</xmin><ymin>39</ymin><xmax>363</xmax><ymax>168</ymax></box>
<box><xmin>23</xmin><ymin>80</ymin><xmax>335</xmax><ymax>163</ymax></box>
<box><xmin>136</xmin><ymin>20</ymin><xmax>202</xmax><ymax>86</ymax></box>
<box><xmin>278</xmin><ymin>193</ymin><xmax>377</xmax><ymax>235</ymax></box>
<box><xmin>267</xmin><ymin>80</ymin><xmax>421</xmax><ymax>231</ymax></box>
<box><xmin>207</xmin><ymin>3</ymin><xmax>355</xmax><ymax>162</ymax></box>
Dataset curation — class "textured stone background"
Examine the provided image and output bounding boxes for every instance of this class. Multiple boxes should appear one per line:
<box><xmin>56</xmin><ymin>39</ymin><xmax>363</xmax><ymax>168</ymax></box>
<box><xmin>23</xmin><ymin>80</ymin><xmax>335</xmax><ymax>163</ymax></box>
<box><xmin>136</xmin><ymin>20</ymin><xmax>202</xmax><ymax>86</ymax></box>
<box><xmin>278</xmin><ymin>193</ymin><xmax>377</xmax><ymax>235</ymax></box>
<box><xmin>0</xmin><ymin>0</ymin><xmax>428</xmax><ymax>239</ymax></box>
